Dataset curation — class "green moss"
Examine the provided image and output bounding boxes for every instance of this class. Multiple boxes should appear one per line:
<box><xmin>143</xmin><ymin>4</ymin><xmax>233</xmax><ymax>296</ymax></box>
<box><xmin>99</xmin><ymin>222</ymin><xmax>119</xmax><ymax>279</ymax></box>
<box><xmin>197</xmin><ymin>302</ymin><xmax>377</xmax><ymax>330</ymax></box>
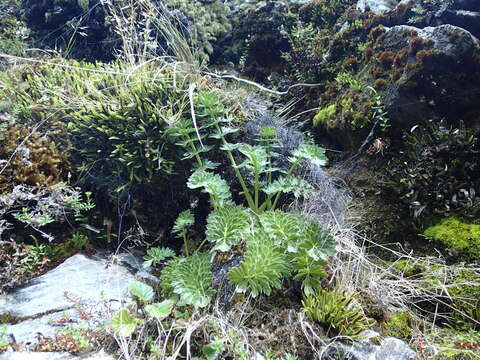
<box><xmin>391</xmin><ymin>259</ymin><xmax>428</xmax><ymax>278</ymax></box>
<box><xmin>423</xmin><ymin>218</ymin><xmax>480</xmax><ymax>260</ymax></box>
<box><xmin>78</xmin><ymin>0</ymin><xmax>89</xmax><ymax>10</ymax></box>
<box><xmin>381</xmin><ymin>311</ymin><xmax>418</xmax><ymax>340</ymax></box>
<box><xmin>313</xmin><ymin>103</ymin><xmax>337</xmax><ymax>128</ymax></box>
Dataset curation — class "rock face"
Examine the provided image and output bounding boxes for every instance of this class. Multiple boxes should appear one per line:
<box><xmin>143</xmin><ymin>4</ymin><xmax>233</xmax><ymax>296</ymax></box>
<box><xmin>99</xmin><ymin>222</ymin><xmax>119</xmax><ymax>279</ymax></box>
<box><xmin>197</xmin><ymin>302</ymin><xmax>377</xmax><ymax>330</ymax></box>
<box><xmin>324</xmin><ymin>330</ymin><xmax>416</xmax><ymax>360</ymax></box>
<box><xmin>22</xmin><ymin>0</ymin><xmax>113</xmax><ymax>61</ymax></box>
<box><xmin>357</xmin><ymin>0</ymin><xmax>480</xmax><ymax>38</ymax></box>
<box><xmin>0</xmin><ymin>252</ymin><xmax>149</xmax><ymax>346</ymax></box>
<box><xmin>0</xmin><ymin>350</ymin><xmax>114</xmax><ymax>360</ymax></box>
<box><xmin>357</xmin><ymin>0</ymin><xmax>401</xmax><ymax>14</ymax></box>
<box><xmin>377</xmin><ymin>24</ymin><xmax>480</xmax><ymax>127</ymax></box>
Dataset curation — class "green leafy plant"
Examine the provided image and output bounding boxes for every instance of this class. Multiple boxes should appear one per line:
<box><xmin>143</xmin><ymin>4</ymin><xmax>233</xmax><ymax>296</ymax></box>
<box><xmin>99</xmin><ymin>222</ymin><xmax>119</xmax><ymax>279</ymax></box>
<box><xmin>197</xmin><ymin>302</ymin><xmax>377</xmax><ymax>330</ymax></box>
<box><xmin>205</xmin><ymin>205</ymin><xmax>251</xmax><ymax>252</ymax></box>
<box><xmin>173</xmin><ymin>90</ymin><xmax>327</xmax><ymax>213</ymax></box>
<box><xmin>228</xmin><ymin>229</ymin><xmax>291</xmax><ymax>297</ymax></box>
<box><xmin>111</xmin><ymin>309</ymin><xmax>140</xmax><ymax>337</ymax></box>
<box><xmin>161</xmin><ymin>252</ymin><xmax>215</xmax><ymax>308</ymax></box>
<box><xmin>129</xmin><ymin>281</ymin><xmax>155</xmax><ymax>302</ymax></box>
<box><xmin>202</xmin><ymin>338</ymin><xmax>225</xmax><ymax>360</ymax></box>
<box><xmin>187</xmin><ymin>170</ymin><xmax>232</xmax><ymax>209</ymax></box>
<box><xmin>0</xmin><ymin>60</ymin><xmax>191</xmax><ymax>196</ymax></box>
<box><xmin>386</xmin><ymin>119</ymin><xmax>479</xmax><ymax>219</ymax></box>
<box><xmin>145</xmin><ymin>299</ymin><xmax>174</xmax><ymax>320</ymax></box>
<box><xmin>172</xmin><ymin>210</ymin><xmax>195</xmax><ymax>255</ymax></box>
<box><xmin>143</xmin><ymin>247</ymin><xmax>175</xmax><ymax>268</ymax></box>
<box><xmin>302</xmin><ymin>289</ymin><xmax>374</xmax><ymax>337</ymax></box>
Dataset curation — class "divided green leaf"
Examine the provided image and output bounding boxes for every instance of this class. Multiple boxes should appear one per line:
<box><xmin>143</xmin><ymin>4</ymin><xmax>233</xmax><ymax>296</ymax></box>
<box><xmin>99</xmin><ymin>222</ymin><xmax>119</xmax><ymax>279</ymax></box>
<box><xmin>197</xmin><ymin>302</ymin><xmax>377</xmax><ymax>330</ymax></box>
<box><xmin>143</xmin><ymin>247</ymin><xmax>175</xmax><ymax>268</ymax></box>
<box><xmin>161</xmin><ymin>253</ymin><xmax>215</xmax><ymax>308</ymax></box>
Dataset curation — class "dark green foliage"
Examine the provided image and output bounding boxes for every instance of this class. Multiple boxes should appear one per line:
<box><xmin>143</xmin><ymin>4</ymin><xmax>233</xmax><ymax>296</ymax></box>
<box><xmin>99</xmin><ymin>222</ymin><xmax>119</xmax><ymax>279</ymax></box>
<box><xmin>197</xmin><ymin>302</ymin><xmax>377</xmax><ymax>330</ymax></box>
<box><xmin>0</xmin><ymin>60</ymin><xmax>189</xmax><ymax>195</ymax></box>
<box><xmin>386</xmin><ymin>120</ymin><xmax>480</xmax><ymax>219</ymax></box>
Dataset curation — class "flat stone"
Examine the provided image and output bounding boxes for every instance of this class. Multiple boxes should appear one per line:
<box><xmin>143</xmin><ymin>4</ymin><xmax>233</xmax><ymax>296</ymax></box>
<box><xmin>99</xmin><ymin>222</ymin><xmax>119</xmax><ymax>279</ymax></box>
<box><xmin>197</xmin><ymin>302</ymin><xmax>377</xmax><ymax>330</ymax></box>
<box><xmin>0</xmin><ymin>350</ymin><xmax>114</xmax><ymax>360</ymax></box>
<box><xmin>0</xmin><ymin>252</ymin><xmax>153</xmax><ymax>345</ymax></box>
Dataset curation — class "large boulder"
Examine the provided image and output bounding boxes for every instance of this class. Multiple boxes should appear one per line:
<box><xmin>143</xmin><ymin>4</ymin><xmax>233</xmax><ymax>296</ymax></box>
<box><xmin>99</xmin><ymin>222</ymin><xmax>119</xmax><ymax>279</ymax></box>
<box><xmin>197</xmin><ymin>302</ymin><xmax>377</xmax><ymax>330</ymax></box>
<box><xmin>373</xmin><ymin>24</ymin><xmax>480</xmax><ymax>127</ymax></box>
<box><xmin>357</xmin><ymin>0</ymin><xmax>480</xmax><ymax>39</ymax></box>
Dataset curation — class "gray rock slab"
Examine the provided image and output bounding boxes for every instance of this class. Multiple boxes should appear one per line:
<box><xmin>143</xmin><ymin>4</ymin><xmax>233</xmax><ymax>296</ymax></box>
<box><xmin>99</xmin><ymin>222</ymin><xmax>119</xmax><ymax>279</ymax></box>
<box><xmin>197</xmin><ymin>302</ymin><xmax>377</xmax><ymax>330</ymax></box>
<box><xmin>0</xmin><ymin>254</ymin><xmax>135</xmax><ymax>319</ymax></box>
<box><xmin>0</xmin><ymin>350</ymin><xmax>114</xmax><ymax>360</ymax></box>
<box><xmin>324</xmin><ymin>330</ymin><xmax>416</xmax><ymax>360</ymax></box>
<box><xmin>0</xmin><ymin>252</ymin><xmax>157</xmax><ymax>346</ymax></box>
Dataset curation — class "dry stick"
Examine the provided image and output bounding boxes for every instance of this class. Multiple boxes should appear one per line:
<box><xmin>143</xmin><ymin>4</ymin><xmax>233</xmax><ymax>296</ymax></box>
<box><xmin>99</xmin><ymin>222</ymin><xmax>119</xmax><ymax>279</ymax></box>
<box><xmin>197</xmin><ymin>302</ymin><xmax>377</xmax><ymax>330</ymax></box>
<box><xmin>204</xmin><ymin>71</ymin><xmax>323</xmax><ymax>96</ymax></box>
<box><xmin>188</xmin><ymin>82</ymin><xmax>204</xmax><ymax>147</ymax></box>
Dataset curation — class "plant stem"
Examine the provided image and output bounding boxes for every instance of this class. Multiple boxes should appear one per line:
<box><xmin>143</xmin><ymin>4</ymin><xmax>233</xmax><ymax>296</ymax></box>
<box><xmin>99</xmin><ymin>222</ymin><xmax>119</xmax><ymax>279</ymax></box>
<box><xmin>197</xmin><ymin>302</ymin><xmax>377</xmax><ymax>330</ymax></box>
<box><xmin>215</xmin><ymin>124</ymin><xmax>256</xmax><ymax>210</ymax></box>
<box><xmin>271</xmin><ymin>159</ymin><xmax>301</xmax><ymax>211</ymax></box>
<box><xmin>183</xmin><ymin>232</ymin><xmax>189</xmax><ymax>256</ymax></box>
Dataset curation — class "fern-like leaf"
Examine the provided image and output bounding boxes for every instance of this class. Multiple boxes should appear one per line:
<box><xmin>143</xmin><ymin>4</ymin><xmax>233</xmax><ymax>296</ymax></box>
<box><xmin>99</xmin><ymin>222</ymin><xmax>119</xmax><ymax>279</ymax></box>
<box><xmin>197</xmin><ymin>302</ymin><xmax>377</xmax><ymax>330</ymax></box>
<box><xmin>258</xmin><ymin>210</ymin><xmax>302</xmax><ymax>247</ymax></box>
<box><xmin>291</xmin><ymin>144</ymin><xmax>328</xmax><ymax>167</ymax></box>
<box><xmin>172</xmin><ymin>210</ymin><xmax>195</xmax><ymax>235</ymax></box>
<box><xmin>206</xmin><ymin>205</ymin><xmax>251</xmax><ymax>252</ymax></box>
<box><xmin>263</xmin><ymin>175</ymin><xmax>314</xmax><ymax>198</ymax></box>
<box><xmin>187</xmin><ymin>170</ymin><xmax>232</xmax><ymax>208</ymax></box>
<box><xmin>236</xmin><ymin>144</ymin><xmax>269</xmax><ymax>174</ymax></box>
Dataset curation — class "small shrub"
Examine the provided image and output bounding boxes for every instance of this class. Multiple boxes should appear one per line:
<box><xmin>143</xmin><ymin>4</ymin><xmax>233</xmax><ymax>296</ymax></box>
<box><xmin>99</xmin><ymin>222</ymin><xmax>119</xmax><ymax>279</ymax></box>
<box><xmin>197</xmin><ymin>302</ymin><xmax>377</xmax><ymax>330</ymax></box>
<box><xmin>386</xmin><ymin>120</ymin><xmax>480</xmax><ymax>219</ymax></box>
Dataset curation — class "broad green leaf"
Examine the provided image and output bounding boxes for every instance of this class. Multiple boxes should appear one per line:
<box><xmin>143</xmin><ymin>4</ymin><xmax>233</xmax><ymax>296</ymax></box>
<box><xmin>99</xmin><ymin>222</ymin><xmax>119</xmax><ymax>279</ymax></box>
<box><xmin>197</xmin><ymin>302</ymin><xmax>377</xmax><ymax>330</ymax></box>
<box><xmin>111</xmin><ymin>309</ymin><xmax>139</xmax><ymax>337</ymax></box>
<box><xmin>145</xmin><ymin>300</ymin><xmax>174</xmax><ymax>320</ymax></box>
<box><xmin>203</xmin><ymin>339</ymin><xmax>225</xmax><ymax>360</ymax></box>
<box><xmin>129</xmin><ymin>281</ymin><xmax>154</xmax><ymax>302</ymax></box>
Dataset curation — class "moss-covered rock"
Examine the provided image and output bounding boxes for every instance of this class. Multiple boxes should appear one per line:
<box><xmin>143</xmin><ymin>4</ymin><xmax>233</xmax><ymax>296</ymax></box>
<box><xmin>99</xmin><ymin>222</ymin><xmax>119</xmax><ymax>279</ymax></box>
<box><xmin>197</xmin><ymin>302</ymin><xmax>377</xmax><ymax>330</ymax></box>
<box><xmin>423</xmin><ymin>218</ymin><xmax>480</xmax><ymax>260</ymax></box>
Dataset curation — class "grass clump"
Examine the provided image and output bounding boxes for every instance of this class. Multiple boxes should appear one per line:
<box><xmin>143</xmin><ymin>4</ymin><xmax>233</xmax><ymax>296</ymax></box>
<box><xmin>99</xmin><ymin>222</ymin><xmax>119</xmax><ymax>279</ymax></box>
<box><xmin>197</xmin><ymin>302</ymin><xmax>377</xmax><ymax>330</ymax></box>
<box><xmin>423</xmin><ymin>217</ymin><xmax>480</xmax><ymax>260</ymax></box>
<box><xmin>302</xmin><ymin>289</ymin><xmax>374</xmax><ymax>337</ymax></box>
<box><xmin>0</xmin><ymin>59</ymin><xmax>192</xmax><ymax>195</ymax></box>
